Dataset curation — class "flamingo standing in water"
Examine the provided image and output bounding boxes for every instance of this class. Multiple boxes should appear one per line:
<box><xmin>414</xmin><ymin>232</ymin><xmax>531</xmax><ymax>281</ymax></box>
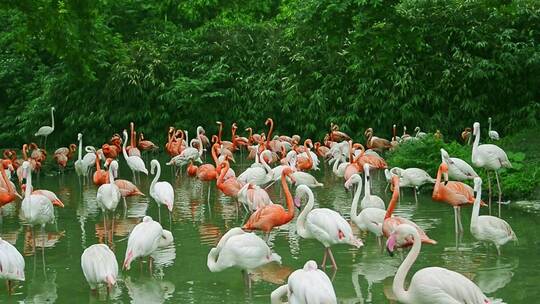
<box><xmin>295</xmin><ymin>185</ymin><xmax>363</xmax><ymax>269</ymax></box>
<box><xmin>0</xmin><ymin>238</ymin><xmax>25</xmax><ymax>294</ymax></box>
<box><xmin>383</xmin><ymin>175</ymin><xmax>437</xmax><ymax>247</ymax></box>
<box><xmin>81</xmin><ymin>244</ymin><xmax>118</xmax><ymax>292</ymax></box>
<box><xmin>150</xmin><ymin>159</ymin><xmax>174</xmax><ymax>224</ymax></box>
<box><xmin>123</xmin><ymin>129</ymin><xmax>148</xmax><ymax>183</ymax></box>
<box><xmin>34</xmin><ymin>106</ymin><xmax>55</xmax><ymax>149</ymax></box>
<box><xmin>440</xmin><ymin>148</ymin><xmax>478</xmax><ymax>181</ymax></box>
<box><xmin>0</xmin><ymin>160</ymin><xmax>21</xmax><ymax>209</ymax></box>
<box><xmin>471</xmin><ymin>122</ymin><xmax>512</xmax><ymax>217</ymax></box>
<box><xmin>96</xmin><ymin>160</ymin><xmax>121</xmax><ymax>243</ymax></box>
<box><xmin>74</xmin><ymin>133</ymin><xmax>92</xmax><ymax>185</ymax></box>
<box><xmin>237</xmin><ymin>183</ymin><xmax>272</xmax><ymax>212</ymax></box>
<box><xmin>242</xmin><ymin>167</ymin><xmax>296</xmax><ymax>239</ymax></box>
<box><xmin>123</xmin><ymin>216</ymin><xmax>173</xmax><ymax>271</ymax></box>
<box><xmin>346</xmin><ymin>174</ymin><xmax>385</xmax><ymax>245</ymax></box>
<box><xmin>361</xmin><ymin>164</ymin><xmax>385</xmax><ymax>210</ymax></box>
<box><xmin>20</xmin><ymin>161</ymin><xmax>54</xmax><ymax>255</ymax></box>
<box><xmin>391</xmin><ymin>167</ymin><xmax>435</xmax><ymax>203</ymax></box>
<box><xmin>207</xmin><ymin>227</ymin><xmax>281</xmax><ymax>288</ymax></box>
<box><xmin>216</xmin><ymin>160</ymin><xmax>241</xmax><ymax>198</ymax></box>
<box><xmin>470</xmin><ymin>177</ymin><xmax>517</xmax><ymax>255</ymax></box>
<box><xmin>114</xmin><ymin>179</ymin><xmax>144</xmax><ymax>209</ymax></box>
<box><xmin>386</xmin><ymin>224</ymin><xmax>498</xmax><ymax>304</ymax></box>
<box><xmin>270</xmin><ymin>260</ymin><xmax>337</xmax><ymax>304</ymax></box>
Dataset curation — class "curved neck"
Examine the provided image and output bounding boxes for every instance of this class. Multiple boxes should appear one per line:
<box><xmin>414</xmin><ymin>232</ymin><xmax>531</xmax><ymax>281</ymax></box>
<box><xmin>350</xmin><ymin>181</ymin><xmax>362</xmax><ymax>221</ymax></box>
<box><xmin>22</xmin><ymin>145</ymin><xmax>28</xmax><ymax>160</ymax></box>
<box><xmin>151</xmin><ymin>162</ymin><xmax>160</xmax><ymax>191</ymax></box>
<box><xmin>122</xmin><ymin>132</ymin><xmax>129</xmax><ymax>158</ymax></box>
<box><xmin>332</xmin><ymin>154</ymin><xmax>341</xmax><ymax>174</ymax></box>
<box><xmin>130</xmin><ymin>124</ymin><xmax>136</xmax><ymax>148</ymax></box>
<box><xmin>77</xmin><ymin>137</ymin><xmax>82</xmax><ymax>160</ymax></box>
<box><xmin>297</xmin><ymin>188</ymin><xmax>314</xmax><ymax>238</ymax></box>
<box><xmin>266</xmin><ymin>120</ymin><xmax>274</xmax><ymax>147</ymax></box>
<box><xmin>471</xmin><ymin>186</ymin><xmax>482</xmax><ymax>227</ymax></box>
<box><xmin>261</xmin><ymin>152</ymin><xmax>272</xmax><ymax>173</ymax></box>
<box><xmin>1</xmin><ymin>168</ymin><xmax>14</xmax><ymax>194</ymax></box>
<box><xmin>433</xmin><ymin>166</ymin><xmax>442</xmax><ymax>196</ymax></box>
<box><xmin>217</xmin><ymin>162</ymin><xmax>228</xmax><ymax>187</ymax></box>
<box><xmin>472</xmin><ymin>127</ymin><xmax>480</xmax><ymax>162</ymax></box>
<box><xmin>384</xmin><ymin>181</ymin><xmax>400</xmax><ymax>219</ymax></box>
<box><xmin>393</xmin><ymin>231</ymin><xmax>419</xmax><ymax>303</ymax></box>
<box><xmin>211</xmin><ymin>144</ymin><xmax>219</xmax><ymax>165</ymax></box>
<box><xmin>281</xmin><ymin>173</ymin><xmax>294</xmax><ymax>219</ymax></box>
<box><xmin>51</xmin><ymin>108</ymin><xmax>55</xmax><ymax>129</ymax></box>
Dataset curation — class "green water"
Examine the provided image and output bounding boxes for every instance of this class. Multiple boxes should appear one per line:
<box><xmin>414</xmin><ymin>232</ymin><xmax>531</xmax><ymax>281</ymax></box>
<box><xmin>0</xmin><ymin>157</ymin><xmax>536</xmax><ymax>303</ymax></box>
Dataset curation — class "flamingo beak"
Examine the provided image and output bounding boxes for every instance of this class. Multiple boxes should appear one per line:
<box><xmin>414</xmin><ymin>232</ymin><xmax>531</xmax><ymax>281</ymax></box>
<box><xmin>294</xmin><ymin>196</ymin><xmax>301</xmax><ymax>209</ymax></box>
<box><xmin>443</xmin><ymin>172</ymin><xmax>449</xmax><ymax>186</ymax></box>
<box><xmin>386</xmin><ymin>234</ymin><xmax>397</xmax><ymax>257</ymax></box>
<box><xmin>53</xmin><ymin>200</ymin><xmax>65</xmax><ymax>208</ymax></box>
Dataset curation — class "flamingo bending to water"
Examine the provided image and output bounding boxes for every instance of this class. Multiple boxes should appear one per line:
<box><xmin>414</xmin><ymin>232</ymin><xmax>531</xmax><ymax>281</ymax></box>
<box><xmin>270</xmin><ymin>260</ymin><xmax>337</xmax><ymax>304</ymax></box>
<box><xmin>81</xmin><ymin>244</ymin><xmax>118</xmax><ymax>292</ymax></box>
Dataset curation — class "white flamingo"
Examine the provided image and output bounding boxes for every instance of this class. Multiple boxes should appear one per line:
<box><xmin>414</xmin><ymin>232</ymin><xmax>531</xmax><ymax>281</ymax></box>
<box><xmin>96</xmin><ymin>160</ymin><xmax>121</xmax><ymax>243</ymax></box>
<box><xmin>166</xmin><ymin>127</ymin><xmax>204</xmax><ymax>167</ymax></box>
<box><xmin>20</xmin><ymin>161</ymin><xmax>54</xmax><ymax>253</ymax></box>
<box><xmin>414</xmin><ymin>127</ymin><xmax>427</xmax><ymax>139</ymax></box>
<box><xmin>291</xmin><ymin>171</ymin><xmax>323</xmax><ymax>188</ymax></box>
<box><xmin>488</xmin><ymin>117</ymin><xmax>500</xmax><ymax>140</ymax></box>
<box><xmin>150</xmin><ymin>159</ymin><xmax>174</xmax><ymax>223</ymax></box>
<box><xmin>34</xmin><ymin>106</ymin><xmax>55</xmax><ymax>148</ymax></box>
<box><xmin>238</xmin><ymin>150</ymin><xmax>273</xmax><ymax>186</ymax></box>
<box><xmin>207</xmin><ymin>227</ymin><xmax>281</xmax><ymax>288</ymax></box>
<box><xmin>238</xmin><ymin>183</ymin><xmax>273</xmax><ymax>212</ymax></box>
<box><xmin>270</xmin><ymin>260</ymin><xmax>337</xmax><ymax>304</ymax></box>
<box><xmin>361</xmin><ymin>164</ymin><xmax>385</xmax><ymax>209</ymax></box>
<box><xmin>471</xmin><ymin>177</ymin><xmax>517</xmax><ymax>255</ymax></box>
<box><xmin>346</xmin><ymin>174</ymin><xmax>385</xmax><ymax>245</ymax></box>
<box><xmin>81</xmin><ymin>244</ymin><xmax>118</xmax><ymax>292</ymax></box>
<box><xmin>123</xmin><ymin>129</ymin><xmax>148</xmax><ymax>183</ymax></box>
<box><xmin>391</xmin><ymin>167</ymin><xmax>435</xmax><ymax>203</ymax></box>
<box><xmin>440</xmin><ymin>148</ymin><xmax>478</xmax><ymax>181</ymax></box>
<box><xmin>123</xmin><ymin>216</ymin><xmax>171</xmax><ymax>271</ymax></box>
<box><xmin>295</xmin><ymin>185</ymin><xmax>363</xmax><ymax>269</ymax></box>
<box><xmin>386</xmin><ymin>223</ymin><xmax>501</xmax><ymax>304</ymax></box>
<box><xmin>0</xmin><ymin>237</ymin><xmax>25</xmax><ymax>294</ymax></box>
<box><xmin>471</xmin><ymin>122</ymin><xmax>512</xmax><ymax>216</ymax></box>
<box><xmin>74</xmin><ymin>133</ymin><xmax>88</xmax><ymax>184</ymax></box>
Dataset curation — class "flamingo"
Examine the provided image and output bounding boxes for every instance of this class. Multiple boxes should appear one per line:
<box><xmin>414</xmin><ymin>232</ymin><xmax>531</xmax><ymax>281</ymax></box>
<box><xmin>166</xmin><ymin>127</ymin><xmax>204</xmax><ymax>168</ymax></box>
<box><xmin>462</xmin><ymin>127</ymin><xmax>473</xmax><ymax>145</ymax></box>
<box><xmin>20</xmin><ymin>161</ymin><xmax>54</xmax><ymax>255</ymax></box>
<box><xmin>114</xmin><ymin>179</ymin><xmax>144</xmax><ymax>207</ymax></box>
<box><xmin>413</xmin><ymin>127</ymin><xmax>427</xmax><ymax>139</ymax></box>
<box><xmin>488</xmin><ymin>117</ymin><xmax>500</xmax><ymax>140</ymax></box>
<box><xmin>123</xmin><ymin>216</ymin><xmax>172</xmax><ymax>271</ymax></box>
<box><xmin>361</xmin><ymin>164</ymin><xmax>385</xmax><ymax>210</ymax></box>
<box><xmin>138</xmin><ymin>132</ymin><xmax>158</xmax><ymax>152</ymax></box>
<box><xmin>346</xmin><ymin>174</ymin><xmax>385</xmax><ymax>244</ymax></box>
<box><xmin>270</xmin><ymin>260</ymin><xmax>337</xmax><ymax>304</ymax></box>
<box><xmin>470</xmin><ymin>177</ymin><xmax>517</xmax><ymax>255</ymax></box>
<box><xmin>237</xmin><ymin>183</ymin><xmax>272</xmax><ymax>212</ymax></box>
<box><xmin>53</xmin><ymin>144</ymin><xmax>76</xmax><ymax>170</ymax></box>
<box><xmin>237</xmin><ymin>150</ymin><xmax>273</xmax><ymax>186</ymax></box>
<box><xmin>34</xmin><ymin>106</ymin><xmax>55</xmax><ymax>148</ymax></box>
<box><xmin>81</xmin><ymin>244</ymin><xmax>118</xmax><ymax>292</ymax></box>
<box><xmin>123</xmin><ymin>129</ymin><xmax>148</xmax><ymax>183</ymax></box>
<box><xmin>291</xmin><ymin>171</ymin><xmax>323</xmax><ymax>188</ymax></box>
<box><xmin>391</xmin><ymin>167</ymin><xmax>435</xmax><ymax>203</ymax></box>
<box><xmin>329</xmin><ymin>123</ymin><xmax>351</xmax><ymax>142</ymax></box>
<box><xmin>91</xmin><ymin>149</ymin><xmax>109</xmax><ymax>186</ymax></box>
<box><xmin>386</xmin><ymin>224</ymin><xmax>499</xmax><ymax>304</ymax></box>
<box><xmin>0</xmin><ymin>160</ymin><xmax>21</xmax><ymax>209</ymax></box>
<box><xmin>440</xmin><ymin>148</ymin><xmax>478</xmax><ymax>181</ymax></box>
<box><xmin>197</xmin><ymin>143</ymin><xmax>219</xmax><ymax>201</ymax></box>
<box><xmin>127</xmin><ymin>122</ymin><xmax>141</xmax><ymax>157</ymax></box>
<box><xmin>74</xmin><ymin>133</ymin><xmax>92</xmax><ymax>184</ymax></box>
<box><xmin>383</xmin><ymin>175</ymin><xmax>436</xmax><ymax>247</ymax></box>
<box><xmin>30</xmin><ymin>189</ymin><xmax>64</xmax><ymax>208</ymax></box>
<box><xmin>242</xmin><ymin>167</ymin><xmax>296</xmax><ymax>238</ymax></box>
<box><xmin>295</xmin><ymin>185</ymin><xmax>363</xmax><ymax>269</ymax></box>
<box><xmin>96</xmin><ymin>160</ymin><xmax>121</xmax><ymax>243</ymax></box>
<box><xmin>432</xmin><ymin>162</ymin><xmax>477</xmax><ymax>235</ymax></box>
<box><xmin>150</xmin><ymin>159</ymin><xmax>174</xmax><ymax>223</ymax></box>
<box><xmin>207</xmin><ymin>227</ymin><xmax>281</xmax><ymax>288</ymax></box>
<box><xmin>216</xmin><ymin>160</ymin><xmax>242</xmax><ymax>198</ymax></box>
<box><xmin>364</xmin><ymin>128</ymin><xmax>392</xmax><ymax>152</ymax></box>
<box><xmin>471</xmin><ymin>122</ymin><xmax>512</xmax><ymax>216</ymax></box>
<box><xmin>0</xmin><ymin>238</ymin><xmax>25</xmax><ymax>294</ymax></box>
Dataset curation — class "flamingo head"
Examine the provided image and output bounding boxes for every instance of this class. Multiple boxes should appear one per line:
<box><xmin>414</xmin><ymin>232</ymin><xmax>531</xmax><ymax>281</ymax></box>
<box><xmin>265</xmin><ymin>118</ymin><xmax>273</xmax><ymax>126</ymax></box>
<box><xmin>344</xmin><ymin>174</ymin><xmax>362</xmax><ymax>190</ymax></box>
<box><xmin>386</xmin><ymin>224</ymin><xmax>417</xmax><ymax>256</ymax></box>
<box><xmin>473</xmin><ymin>122</ymin><xmax>480</xmax><ymax>136</ymax></box>
<box><xmin>77</xmin><ymin>133</ymin><xmax>82</xmax><ymax>141</ymax></box>
<box><xmin>473</xmin><ymin>177</ymin><xmax>482</xmax><ymax>194</ymax></box>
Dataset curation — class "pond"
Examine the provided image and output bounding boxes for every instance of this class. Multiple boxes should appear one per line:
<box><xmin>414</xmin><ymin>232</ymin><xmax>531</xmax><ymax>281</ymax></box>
<box><xmin>0</xmin><ymin>155</ymin><xmax>535</xmax><ymax>303</ymax></box>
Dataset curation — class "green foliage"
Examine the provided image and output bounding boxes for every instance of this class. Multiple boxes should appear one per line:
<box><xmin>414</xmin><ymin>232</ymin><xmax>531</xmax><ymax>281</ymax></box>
<box><xmin>386</xmin><ymin>134</ymin><xmax>540</xmax><ymax>199</ymax></box>
<box><xmin>0</xmin><ymin>0</ymin><xmax>539</xmax><ymax>149</ymax></box>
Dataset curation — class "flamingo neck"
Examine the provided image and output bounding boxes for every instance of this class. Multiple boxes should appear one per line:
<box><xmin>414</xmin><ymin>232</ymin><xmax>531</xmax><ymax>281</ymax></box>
<box><xmin>296</xmin><ymin>187</ymin><xmax>314</xmax><ymax>239</ymax></box>
<box><xmin>350</xmin><ymin>180</ymin><xmax>362</xmax><ymax>221</ymax></box>
<box><xmin>218</xmin><ymin>124</ymin><xmax>223</xmax><ymax>144</ymax></box>
<box><xmin>270</xmin><ymin>285</ymin><xmax>288</xmax><ymax>304</ymax></box>
<box><xmin>332</xmin><ymin>154</ymin><xmax>341</xmax><ymax>175</ymax></box>
<box><xmin>25</xmin><ymin>166</ymin><xmax>32</xmax><ymax>197</ymax></box>
<box><xmin>471</xmin><ymin>186</ymin><xmax>482</xmax><ymax>228</ymax></box>
<box><xmin>472</xmin><ymin>127</ymin><xmax>480</xmax><ymax>163</ymax></box>
<box><xmin>78</xmin><ymin>137</ymin><xmax>82</xmax><ymax>160</ymax></box>
<box><xmin>364</xmin><ymin>168</ymin><xmax>371</xmax><ymax>197</ymax></box>
<box><xmin>384</xmin><ymin>181</ymin><xmax>399</xmax><ymax>219</ymax></box>
<box><xmin>22</xmin><ymin>145</ymin><xmax>28</xmax><ymax>160</ymax></box>
<box><xmin>393</xmin><ymin>230</ymin><xmax>419</xmax><ymax>303</ymax></box>
<box><xmin>130</xmin><ymin>124</ymin><xmax>135</xmax><ymax>148</ymax></box>
<box><xmin>122</xmin><ymin>132</ymin><xmax>129</xmax><ymax>159</ymax></box>
<box><xmin>433</xmin><ymin>166</ymin><xmax>442</xmax><ymax>198</ymax></box>
<box><xmin>211</xmin><ymin>144</ymin><xmax>219</xmax><ymax>166</ymax></box>
<box><xmin>266</xmin><ymin>120</ymin><xmax>274</xmax><ymax>148</ymax></box>
<box><xmin>197</xmin><ymin>129</ymin><xmax>203</xmax><ymax>157</ymax></box>
<box><xmin>217</xmin><ymin>163</ymin><xmax>228</xmax><ymax>187</ymax></box>
<box><xmin>0</xmin><ymin>168</ymin><xmax>14</xmax><ymax>195</ymax></box>
<box><xmin>281</xmin><ymin>172</ymin><xmax>294</xmax><ymax>220</ymax></box>
<box><xmin>51</xmin><ymin>108</ymin><xmax>55</xmax><ymax>130</ymax></box>
<box><xmin>95</xmin><ymin>152</ymin><xmax>101</xmax><ymax>170</ymax></box>
<box><xmin>150</xmin><ymin>162</ymin><xmax>160</xmax><ymax>193</ymax></box>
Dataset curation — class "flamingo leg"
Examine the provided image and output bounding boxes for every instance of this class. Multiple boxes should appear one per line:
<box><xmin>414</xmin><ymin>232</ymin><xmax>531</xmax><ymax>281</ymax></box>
<box><xmin>111</xmin><ymin>212</ymin><xmax>115</xmax><ymax>244</ymax></box>
<box><xmin>457</xmin><ymin>207</ymin><xmax>463</xmax><ymax>233</ymax></box>
<box><xmin>103</xmin><ymin>211</ymin><xmax>108</xmax><ymax>244</ymax></box>
<box><xmin>453</xmin><ymin>206</ymin><xmax>459</xmax><ymax>236</ymax></box>
<box><xmin>327</xmin><ymin>247</ymin><xmax>338</xmax><ymax>270</ymax></box>
<box><xmin>414</xmin><ymin>188</ymin><xmax>418</xmax><ymax>204</ymax></box>
<box><xmin>158</xmin><ymin>204</ymin><xmax>162</xmax><ymax>223</ymax></box>
<box><xmin>495</xmin><ymin>170</ymin><xmax>502</xmax><ymax>217</ymax></box>
<box><xmin>496</xmin><ymin>245</ymin><xmax>501</xmax><ymax>256</ymax></box>
<box><xmin>41</xmin><ymin>225</ymin><xmax>46</xmax><ymax>277</ymax></box>
<box><xmin>6</xmin><ymin>280</ymin><xmax>11</xmax><ymax>295</ymax></box>
<box><xmin>486</xmin><ymin>170</ymin><xmax>492</xmax><ymax>215</ymax></box>
<box><xmin>321</xmin><ymin>248</ymin><xmax>328</xmax><ymax>268</ymax></box>
<box><xmin>168</xmin><ymin>211</ymin><xmax>172</xmax><ymax>230</ymax></box>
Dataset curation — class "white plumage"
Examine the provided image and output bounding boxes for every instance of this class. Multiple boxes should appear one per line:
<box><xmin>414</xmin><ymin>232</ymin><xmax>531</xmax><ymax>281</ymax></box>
<box><xmin>81</xmin><ymin>244</ymin><xmax>118</xmax><ymax>290</ymax></box>
<box><xmin>237</xmin><ymin>183</ymin><xmax>273</xmax><ymax>212</ymax></box>
<box><xmin>488</xmin><ymin>117</ymin><xmax>500</xmax><ymax>140</ymax></box>
<box><xmin>346</xmin><ymin>174</ymin><xmax>385</xmax><ymax>238</ymax></box>
<box><xmin>361</xmin><ymin>164</ymin><xmax>385</xmax><ymax>209</ymax></box>
<box><xmin>34</xmin><ymin>107</ymin><xmax>55</xmax><ymax>138</ymax></box>
<box><xmin>96</xmin><ymin>160</ymin><xmax>121</xmax><ymax>213</ymax></box>
<box><xmin>270</xmin><ymin>260</ymin><xmax>337</xmax><ymax>304</ymax></box>
<box><xmin>440</xmin><ymin>148</ymin><xmax>478</xmax><ymax>181</ymax></box>
<box><xmin>207</xmin><ymin>227</ymin><xmax>281</xmax><ymax>273</ymax></box>
<box><xmin>123</xmin><ymin>129</ymin><xmax>148</xmax><ymax>180</ymax></box>
<box><xmin>470</xmin><ymin>177</ymin><xmax>517</xmax><ymax>255</ymax></box>
<box><xmin>238</xmin><ymin>150</ymin><xmax>273</xmax><ymax>186</ymax></box>
<box><xmin>0</xmin><ymin>238</ymin><xmax>25</xmax><ymax>283</ymax></box>
<box><xmin>150</xmin><ymin>159</ymin><xmax>174</xmax><ymax>213</ymax></box>
<box><xmin>123</xmin><ymin>216</ymin><xmax>167</xmax><ymax>270</ymax></box>
<box><xmin>21</xmin><ymin>161</ymin><xmax>54</xmax><ymax>227</ymax></box>
<box><xmin>291</xmin><ymin>171</ymin><xmax>323</xmax><ymax>188</ymax></box>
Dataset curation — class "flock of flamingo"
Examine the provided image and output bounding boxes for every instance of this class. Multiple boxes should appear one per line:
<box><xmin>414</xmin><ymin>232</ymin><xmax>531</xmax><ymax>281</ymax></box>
<box><xmin>0</xmin><ymin>107</ymin><xmax>517</xmax><ymax>303</ymax></box>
